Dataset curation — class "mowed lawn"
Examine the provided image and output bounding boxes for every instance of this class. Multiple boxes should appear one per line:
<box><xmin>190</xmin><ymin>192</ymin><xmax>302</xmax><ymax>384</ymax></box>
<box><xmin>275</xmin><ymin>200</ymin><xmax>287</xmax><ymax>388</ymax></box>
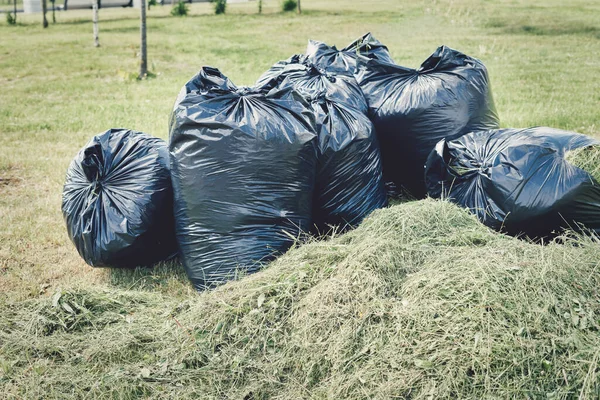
<box><xmin>0</xmin><ymin>1</ymin><xmax>598</xmax><ymax>297</ymax></box>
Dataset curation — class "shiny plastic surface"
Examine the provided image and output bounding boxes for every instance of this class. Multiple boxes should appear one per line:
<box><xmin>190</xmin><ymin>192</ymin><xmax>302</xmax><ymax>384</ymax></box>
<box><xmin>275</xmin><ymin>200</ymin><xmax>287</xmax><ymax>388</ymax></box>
<box><xmin>305</xmin><ymin>32</ymin><xmax>394</xmax><ymax>75</ymax></box>
<box><xmin>256</xmin><ymin>62</ymin><xmax>367</xmax><ymax>112</ymax></box>
<box><xmin>256</xmin><ymin>61</ymin><xmax>387</xmax><ymax>231</ymax></box>
<box><xmin>425</xmin><ymin>127</ymin><xmax>600</xmax><ymax>238</ymax></box>
<box><xmin>255</xmin><ymin>53</ymin><xmax>307</xmax><ymax>89</ymax></box>
<box><xmin>312</xmin><ymin>98</ymin><xmax>388</xmax><ymax>231</ymax></box>
<box><xmin>356</xmin><ymin>45</ymin><xmax>499</xmax><ymax>198</ymax></box>
<box><xmin>62</xmin><ymin>128</ymin><xmax>177</xmax><ymax>268</ymax></box>
<box><xmin>169</xmin><ymin>67</ymin><xmax>318</xmax><ymax>290</ymax></box>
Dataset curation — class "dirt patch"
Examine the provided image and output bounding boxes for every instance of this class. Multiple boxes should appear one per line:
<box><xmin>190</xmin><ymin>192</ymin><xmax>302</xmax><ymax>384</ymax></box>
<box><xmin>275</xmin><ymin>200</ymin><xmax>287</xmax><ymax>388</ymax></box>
<box><xmin>0</xmin><ymin>164</ymin><xmax>23</xmax><ymax>189</ymax></box>
<box><xmin>0</xmin><ymin>177</ymin><xmax>20</xmax><ymax>187</ymax></box>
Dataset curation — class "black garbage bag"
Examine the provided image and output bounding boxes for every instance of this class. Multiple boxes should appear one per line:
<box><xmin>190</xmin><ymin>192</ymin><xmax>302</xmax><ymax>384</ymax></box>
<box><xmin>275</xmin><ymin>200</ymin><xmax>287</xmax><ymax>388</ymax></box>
<box><xmin>305</xmin><ymin>32</ymin><xmax>394</xmax><ymax>75</ymax></box>
<box><xmin>62</xmin><ymin>128</ymin><xmax>177</xmax><ymax>268</ymax></box>
<box><xmin>311</xmin><ymin>97</ymin><xmax>388</xmax><ymax>231</ymax></box>
<box><xmin>255</xmin><ymin>53</ymin><xmax>306</xmax><ymax>89</ymax></box>
<box><xmin>256</xmin><ymin>32</ymin><xmax>392</xmax><ymax>91</ymax></box>
<box><xmin>169</xmin><ymin>67</ymin><xmax>318</xmax><ymax>290</ymax></box>
<box><xmin>356</xmin><ymin>45</ymin><xmax>500</xmax><ymax>198</ymax></box>
<box><xmin>257</xmin><ymin>61</ymin><xmax>368</xmax><ymax>112</ymax></box>
<box><xmin>425</xmin><ymin>127</ymin><xmax>600</xmax><ymax>238</ymax></box>
<box><xmin>256</xmin><ymin>61</ymin><xmax>387</xmax><ymax>232</ymax></box>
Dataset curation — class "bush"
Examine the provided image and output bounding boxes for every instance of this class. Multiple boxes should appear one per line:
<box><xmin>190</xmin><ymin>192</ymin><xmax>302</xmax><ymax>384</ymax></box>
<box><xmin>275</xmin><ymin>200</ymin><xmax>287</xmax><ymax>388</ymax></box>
<box><xmin>282</xmin><ymin>0</ymin><xmax>296</xmax><ymax>12</ymax></box>
<box><xmin>148</xmin><ymin>0</ymin><xmax>157</xmax><ymax>9</ymax></box>
<box><xmin>170</xmin><ymin>1</ymin><xmax>188</xmax><ymax>16</ymax></box>
<box><xmin>6</xmin><ymin>12</ymin><xmax>16</xmax><ymax>25</ymax></box>
<box><xmin>213</xmin><ymin>0</ymin><xmax>226</xmax><ymax>14</ymax></box>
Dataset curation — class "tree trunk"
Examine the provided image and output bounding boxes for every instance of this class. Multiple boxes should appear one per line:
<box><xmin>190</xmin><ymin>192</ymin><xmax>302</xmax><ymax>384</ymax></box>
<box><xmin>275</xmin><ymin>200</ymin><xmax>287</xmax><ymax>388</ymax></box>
<box><xmin>258</xmin><ymin>0</ymin><xmax>262</xmax><ymax>14</ymax></box>
<box><xmin>93</xmin><ymin>0</ymin><xmax>100</xmax><ymax>47</ymax></box>
<box><xmin>42</xmin><ymin>0</ymin><xmax>48</xmax><ymax>28</ymax></box>
<box><xmin>13</xmin><ymin>0</ymin><xmax>17</xmax><ymax>23</ymax></box>
<box><xmin>139</xmin><ymin>0</ymin><xmax>147</xmax><ymax>78</ymax></box>
<box><xmin>51</xmin><ymin>0</ymin><xmax>55</xmax><ymax>23</ymax></box>
<box><xmin>297</xmin><ymin>0</ymin><xmax>301</xmax><ymax>14</ymax></box>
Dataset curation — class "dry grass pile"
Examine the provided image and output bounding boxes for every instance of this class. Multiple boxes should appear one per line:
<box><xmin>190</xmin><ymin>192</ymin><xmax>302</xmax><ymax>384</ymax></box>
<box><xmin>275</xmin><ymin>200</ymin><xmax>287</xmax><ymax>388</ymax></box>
<box><xmin>1</xmin><ymin>200</ymin><xmax>600</xmax><ymax>399</ymax></box>
<box><xmin>566</xmin><ymin>145</ymin><xmax>600</xmax><ymax>183</ymax></box>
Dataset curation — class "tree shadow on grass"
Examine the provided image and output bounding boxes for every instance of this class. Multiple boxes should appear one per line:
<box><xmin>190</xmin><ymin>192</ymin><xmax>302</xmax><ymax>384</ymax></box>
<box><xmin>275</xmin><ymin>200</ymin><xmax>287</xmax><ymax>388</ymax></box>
<box><xmin>55</xmin><ymin>13</ymin><xmax>175</xmax><ymax>26</ymax></box>
<box><xmin>50</xmin><ymin>7</ymin><xmax>373</xmax><ymax>27</ymax></box>
<box><xmin>484</xmin><ymin>17</ymin><xmax>600</xmax><ymax>39</ymax></box>
<box><xmin>510</xmin><ymin>24</ymin><xmax>599</xmax><ymax>37</ymax></box>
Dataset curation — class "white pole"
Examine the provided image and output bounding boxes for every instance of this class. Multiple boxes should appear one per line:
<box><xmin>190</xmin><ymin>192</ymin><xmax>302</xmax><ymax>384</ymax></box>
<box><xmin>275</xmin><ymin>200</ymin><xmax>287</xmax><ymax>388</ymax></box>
<box><xmin>93</xmin><ymin>0</ymin><xmax>100</xmax><ymax>47</ymax></box>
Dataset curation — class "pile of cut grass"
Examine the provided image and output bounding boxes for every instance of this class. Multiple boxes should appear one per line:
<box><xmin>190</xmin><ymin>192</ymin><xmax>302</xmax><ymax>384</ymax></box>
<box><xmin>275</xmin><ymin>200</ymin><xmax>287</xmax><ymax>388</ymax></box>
<box><xmin>1</xmin><ymin>200</ymin><xmax>599</xmax><ymax>399</ymax></box>
<box><xmin>567</xmin><ymin>145</ymin><xmax>600</xmax><ymax>183</ymax></box>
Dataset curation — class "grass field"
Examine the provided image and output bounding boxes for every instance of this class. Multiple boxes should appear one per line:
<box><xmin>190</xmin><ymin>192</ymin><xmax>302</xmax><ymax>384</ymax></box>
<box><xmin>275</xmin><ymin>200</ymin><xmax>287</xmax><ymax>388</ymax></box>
<box><xmin>0</xmin><ymin>0</ymin><xmax>21</xmax><ymax>13</ymax></box>
<box><xmin>1</xmin><ymin>0</ymin><xmax>600</xmax><ymax>398</ymax></box>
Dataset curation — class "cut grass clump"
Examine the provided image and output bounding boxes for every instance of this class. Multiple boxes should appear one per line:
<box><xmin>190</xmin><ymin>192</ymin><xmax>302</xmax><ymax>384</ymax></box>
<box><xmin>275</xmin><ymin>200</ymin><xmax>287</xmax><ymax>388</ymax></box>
<box><xmin>23</xmin><ymin>289</ymin><xmax>160</xmax><ymax>336</ymax></box>
<box><xmin>108</xmin><ymin>259</ymin><xmax>190</xmax><ymax>296</ymax></box>
<box><xmin>1</xmin><ymin>200</ymin><xmax>600</xmax><ymax>398</ymax></box>
<box><xmin>566</xmin><ymin>145</ymin><xmax>600</xmax><ymax>183</ymax></box>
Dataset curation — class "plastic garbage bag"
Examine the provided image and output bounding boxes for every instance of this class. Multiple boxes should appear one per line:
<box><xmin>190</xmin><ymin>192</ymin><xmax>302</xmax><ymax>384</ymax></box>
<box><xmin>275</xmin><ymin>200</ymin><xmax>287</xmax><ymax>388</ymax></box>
<box><xmin>62</xmin><ymin>128</ymin><xmax>177</xmax><ymax>268</ymax></box>
<box><xmin>256</xmin><ymin>33</ymin><xmax>392</xmax><ymax>89</ymax></box>
<box><xmin>256</xmin><ymin>61</ymin><xmax>387</xmax><ymax>231</ymax></box>
<box><xmin>255</xmin><ymin>53</ymin><xmax>306</xmax><ymax>89</ymax></box>
<box><xmin>305</xmin><ymin>32</ymin><xmax>394</xmax><ymax>75</ymax></box>
<box><xmin>425</xmin><ymin>127</ymin><xmax>600</xmax><ymax>238</ymax></box>
<box><xmin>256</xmin><ymin>61</ymin><xmax>366</xmax><ymax>111</ymax></box>
<box><xmin>169</xmin><ymin>67</ymin><xmax>318</xmax><ymax>290</ymax></box>
<box><xmin>311</xmin><ymin>96</ymin><xmax>388</xmax><ymax>231</ymax></box>
<box><xmin>356</xmin><ymin>45</ymin><xmax>499</xmax><ymax>198</ymax></box>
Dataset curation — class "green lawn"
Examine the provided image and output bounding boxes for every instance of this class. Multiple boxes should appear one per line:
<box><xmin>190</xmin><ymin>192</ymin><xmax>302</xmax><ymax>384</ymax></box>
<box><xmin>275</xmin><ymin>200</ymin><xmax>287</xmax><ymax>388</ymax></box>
<box><xmin>0</xmin><ymin>0</ymin><xmax>21</xmax><ymax>13</ymax></box>
<box><xmin>1</xmin><ymin>0</ymin><xmax>600</xmax><ymax>398</ymax></box>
